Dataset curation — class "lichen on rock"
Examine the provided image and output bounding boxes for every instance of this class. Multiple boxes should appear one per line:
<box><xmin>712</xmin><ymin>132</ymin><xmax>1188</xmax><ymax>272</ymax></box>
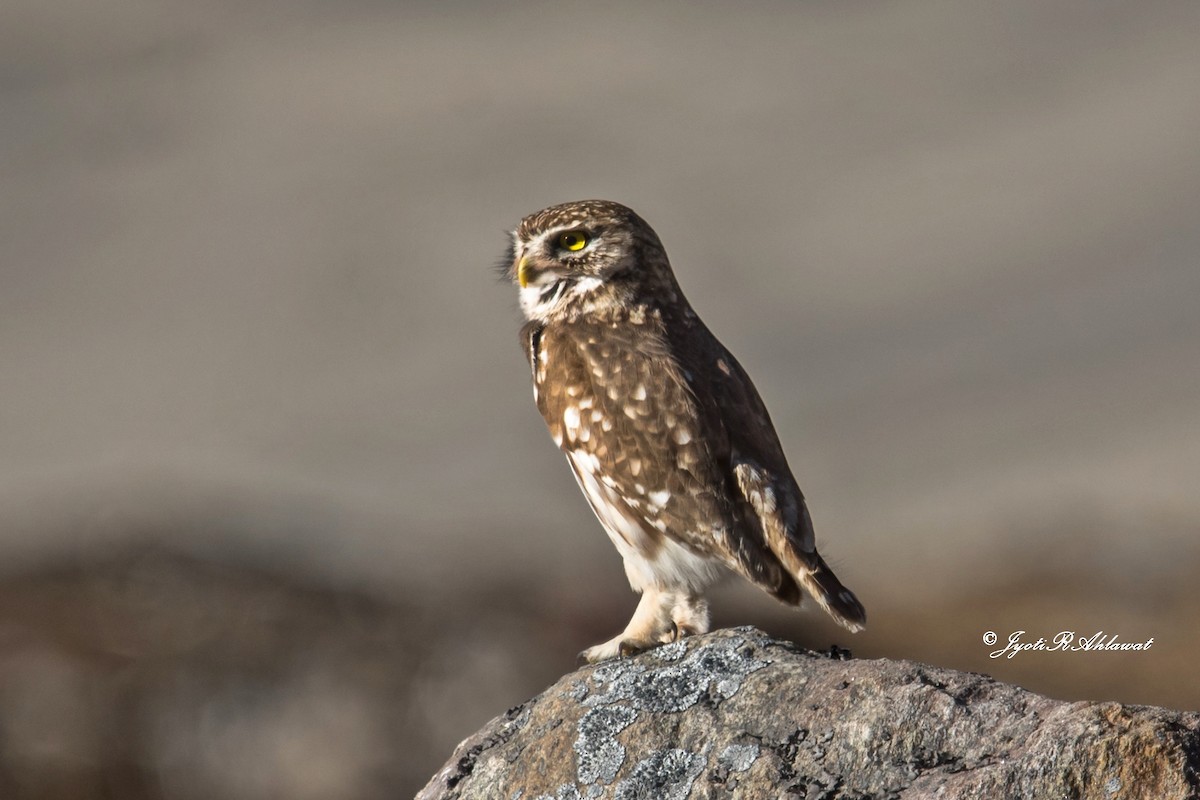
<box><xmin>580</xmin><ymin>633</ymin><xmax>768</xmax><ymax>713</ymax></box>
<box><xmin>574</xmin><ymin>705</ymin><xmax>638</xmax><ymax>785</ymax></box>
<box><xmin>613</xmin><ymin>749</ymin><xmax>705</xmax><ymax>799</ymax></box>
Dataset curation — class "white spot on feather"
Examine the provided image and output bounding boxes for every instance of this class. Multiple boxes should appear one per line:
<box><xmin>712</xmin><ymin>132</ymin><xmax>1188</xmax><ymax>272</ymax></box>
<box><xmin>571</xmin><ymin>451</ymin><xmax>600</xmax><ymax>473</ymax></box>
<box><xmin>632</xmin><ymin>384</ymin><xmax>647</xmax><ymax>401</ymax></box>
<box><xmin>563</xmin><ymin>406</ymin><xmax>581</xmax><ymax>441</ymax></box>
<box><xmin>761</xmin><ymin>486</ymin><xmax>777</xmax><ymax>514</ymax></box>
<box><xmin>648</xmin><ymin>490</ymin><xmax>670</xmax><ymax>507</ymax></box>
<box><xmin>673</xmin><ymin>429</ymin><xmax>692</xmax><ymax>445</ymax></box>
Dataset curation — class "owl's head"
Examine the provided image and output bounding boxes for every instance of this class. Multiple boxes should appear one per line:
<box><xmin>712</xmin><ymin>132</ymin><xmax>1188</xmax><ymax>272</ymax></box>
<box><xmin>502</xmin><ymin>200</ymin><xmax>675</xmax><ymax>323</ymax></box>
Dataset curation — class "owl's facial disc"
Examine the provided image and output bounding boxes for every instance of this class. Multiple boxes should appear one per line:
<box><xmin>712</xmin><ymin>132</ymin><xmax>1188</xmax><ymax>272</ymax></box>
<box><xmin>510</xmin><ymin>216</ymin><xmax>632</xmax><ymax>322</ymax></box>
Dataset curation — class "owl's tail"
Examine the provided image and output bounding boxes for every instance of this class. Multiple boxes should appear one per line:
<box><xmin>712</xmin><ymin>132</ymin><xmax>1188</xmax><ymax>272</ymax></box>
<box><xmin>792</xmin><ymin>550</ymin><xmax>867</xmax><ymax>633</ymax></box>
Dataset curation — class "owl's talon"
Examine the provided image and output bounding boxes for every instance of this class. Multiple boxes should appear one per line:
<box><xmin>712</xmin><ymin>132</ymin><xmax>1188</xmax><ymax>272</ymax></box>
<box><xmin>617</xmin><ymin>639</ymin><xmax>643</xmax><ymax>658</ymax></box>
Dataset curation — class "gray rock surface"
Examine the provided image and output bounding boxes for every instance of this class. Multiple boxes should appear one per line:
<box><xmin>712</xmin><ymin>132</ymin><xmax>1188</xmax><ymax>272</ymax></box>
<box><xmin>416</xmin><ymin>628</ymin><xmax>1200</xmax><ymax>800</ymax></box>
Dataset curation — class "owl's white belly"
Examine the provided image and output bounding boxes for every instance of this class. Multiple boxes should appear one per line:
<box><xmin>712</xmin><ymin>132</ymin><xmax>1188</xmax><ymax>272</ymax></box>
<box><xmin>566</xmin><ymin>450</ymin><xmax>723</xmax><ymax>594</ymax></box>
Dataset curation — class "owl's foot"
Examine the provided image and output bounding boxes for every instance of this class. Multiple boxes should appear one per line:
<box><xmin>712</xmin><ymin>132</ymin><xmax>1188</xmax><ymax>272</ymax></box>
<box><xmin>579</xmin><ymin>613</ymin><xmax>677</xmax><ymax>663</ymax></box>
<box><xmin>577</xmin><ymin>634</ymin><xmax>661</xmax><ymax>663</ymax></box>
<box><xmin>579</xmin><ymin>590</ymin><xmax>711</xmax><ymax>663</ymax></box>
<box><xmin>577</xmin><ymin>639</ymin><xmax>615</xmax><ymax>663</ymax></box>
<box><xmin>577</xmin><ymin>637</ymin><xmax>634</xmax><ymax>663</ymax></box>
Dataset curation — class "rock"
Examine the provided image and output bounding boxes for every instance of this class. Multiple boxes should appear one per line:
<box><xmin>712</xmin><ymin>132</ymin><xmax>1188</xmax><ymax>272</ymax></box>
<box><xmin>416</xmin><ymin>627</ymin><xmax>1200</xmax><ymax>800</ymax></box>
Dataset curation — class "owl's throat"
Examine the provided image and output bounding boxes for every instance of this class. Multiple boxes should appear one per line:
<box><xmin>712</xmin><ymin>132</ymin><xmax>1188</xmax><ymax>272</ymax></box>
<box><xmin>519</xmin><ymin>274</ymin><xmax>606</xmax><ymax>322</ymax></box>
<box><xmin>519</xmin><ymin>277</ymin><xmax>568</xmax><ymax>321</ymax></box>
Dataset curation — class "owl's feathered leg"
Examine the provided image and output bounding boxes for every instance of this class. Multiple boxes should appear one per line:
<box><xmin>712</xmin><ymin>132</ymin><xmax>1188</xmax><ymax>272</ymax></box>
<box><xmin>579</xmin><ymin>588</ymin><xmax>675</xmax><ymax>663</ymax></box>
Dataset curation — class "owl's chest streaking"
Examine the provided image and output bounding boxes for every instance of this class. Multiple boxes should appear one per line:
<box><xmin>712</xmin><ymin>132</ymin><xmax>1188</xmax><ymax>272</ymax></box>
<box><xmin>521</xmin><ymin>305</ymin><xmax>739</xmax><ymax>591</ymax></box>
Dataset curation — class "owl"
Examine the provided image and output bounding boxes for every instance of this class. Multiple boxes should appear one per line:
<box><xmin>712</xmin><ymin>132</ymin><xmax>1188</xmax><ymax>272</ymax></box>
<box><xmin>502</xmin><ymin>200</ymin><xmax>865</xmax><ymax>662</ymax></box>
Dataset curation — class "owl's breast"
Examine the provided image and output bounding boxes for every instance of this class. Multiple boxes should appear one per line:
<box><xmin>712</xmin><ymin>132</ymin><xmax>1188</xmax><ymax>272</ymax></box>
<box><xmin>530</xmin><ymin>313</ymin><xmax>740</xmax><ymax>556</ymax></box>
<box><xmin>535</xmin><ymin>314</ymin><xmax>693</xmax><ymax>444</ymax></box>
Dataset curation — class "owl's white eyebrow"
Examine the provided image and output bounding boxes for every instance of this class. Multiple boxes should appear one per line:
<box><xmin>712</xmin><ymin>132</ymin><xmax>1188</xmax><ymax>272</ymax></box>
<box><xmin>530</xmin><ymin>226</ymin><xmax>595</xmax><ymax>250</ymax></box>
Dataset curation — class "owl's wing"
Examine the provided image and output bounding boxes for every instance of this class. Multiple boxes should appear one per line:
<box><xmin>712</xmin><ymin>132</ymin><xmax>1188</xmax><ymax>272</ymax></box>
<box><xmin>686</xmin><ymin>324</ymin><xmax>866</xmax><ymax>631</ymax></box>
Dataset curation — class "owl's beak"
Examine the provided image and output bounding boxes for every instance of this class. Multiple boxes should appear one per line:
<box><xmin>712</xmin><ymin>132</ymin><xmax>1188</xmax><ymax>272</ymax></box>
<box><xmin>516</xmin><ymin>254</ymin><xmax>562</xmax><ymax>289</ymax></box>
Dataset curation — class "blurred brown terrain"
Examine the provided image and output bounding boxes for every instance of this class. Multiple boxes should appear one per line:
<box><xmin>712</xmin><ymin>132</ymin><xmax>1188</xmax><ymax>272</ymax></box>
<box><xmin>2</xmin><ymin>0</ymin><xmax>1199</xmax><ymax>797</ymax></box>
<box><xmin>0</xmin><ymin>547</ymin><xmax>579</xmax><ymax>798</ymax></box>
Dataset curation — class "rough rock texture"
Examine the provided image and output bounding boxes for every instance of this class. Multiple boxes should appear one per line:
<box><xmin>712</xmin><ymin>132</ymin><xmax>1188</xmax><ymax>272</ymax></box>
<box><xmin>416</xmin><ymin>628</ymin><xmax>1200</xmax><ymax>800</ymax></box>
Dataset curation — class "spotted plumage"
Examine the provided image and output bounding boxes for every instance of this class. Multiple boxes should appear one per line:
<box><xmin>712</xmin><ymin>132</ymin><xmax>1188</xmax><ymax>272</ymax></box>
<box><xmin>503</xmin><ymin>199</ymin><xmax>865</xmax><ymax>662</ymax></box>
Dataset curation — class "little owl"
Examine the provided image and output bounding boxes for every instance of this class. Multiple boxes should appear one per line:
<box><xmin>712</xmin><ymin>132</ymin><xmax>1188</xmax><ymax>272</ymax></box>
<box><xmin>502</xmin><ymin>199</ymin><xmax>865</xmax><ymax>662</ymax></box>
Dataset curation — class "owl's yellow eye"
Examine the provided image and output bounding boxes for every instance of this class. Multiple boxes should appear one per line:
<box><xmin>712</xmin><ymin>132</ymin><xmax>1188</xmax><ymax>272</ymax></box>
<box><xmin>557</xmin><ymin>231</ymin><xmax>589</xmax><ymax>252</ymax></box>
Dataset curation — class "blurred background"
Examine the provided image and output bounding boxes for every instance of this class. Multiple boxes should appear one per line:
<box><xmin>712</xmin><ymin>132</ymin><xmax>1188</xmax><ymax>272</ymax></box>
<box><xmin>2</xmin><ymin>0</ymin><xmax>1199</xmax><ymax>796</ymax></box>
